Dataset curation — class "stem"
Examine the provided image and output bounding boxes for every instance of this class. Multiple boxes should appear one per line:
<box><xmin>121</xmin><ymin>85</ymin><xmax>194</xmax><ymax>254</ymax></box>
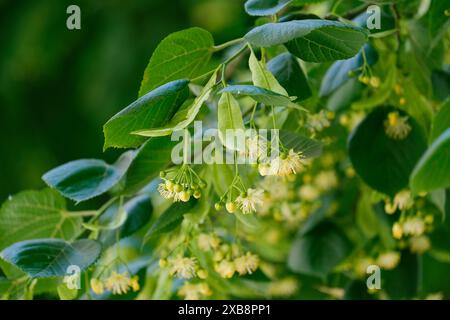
<box><xmin>223</xmin><ymin>44</ymin><xmax>249</xmax><ymax>66</ymax></box>
<box><xmin>63</xmin><ymin>210</ymin><xmax>98</xmax><ymax>218</ymax></box>
<box><xmin>212</xmin><ymin>38</ymin><xmax>244</xmax><ymax>52</ymax></box>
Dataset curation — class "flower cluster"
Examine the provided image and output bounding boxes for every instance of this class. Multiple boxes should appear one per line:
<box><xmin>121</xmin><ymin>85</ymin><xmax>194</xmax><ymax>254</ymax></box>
<box><xmin>258</xmin><ymin>149</ymin><xmax>306</xmax><ymax>177</ymax></box>
<box><xmin>158</xmin><ymin>165</ymin><xmax>206</xmax><ymax>203</ymax></box>
<box><xmin>178</xmin><ymin>282</ymin><xmax>212</xmax><ymax>300</ymax></box>
<box><xmin>90</xmin><ymin>271</ymin><xmax>139</xmax><ymax>296</ymax></box>
<box><xmin>384</xmin><ymin>111</ymin><xmax>411</xmax><ymax>140</ymax></box>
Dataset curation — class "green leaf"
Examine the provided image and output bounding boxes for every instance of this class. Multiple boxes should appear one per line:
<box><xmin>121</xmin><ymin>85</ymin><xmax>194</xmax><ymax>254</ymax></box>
<box><xmin>396</xmin><ymin>78</ymin><xmax>433</xmax><ymax>135</ymax></box>
<box><xmin>410</xmin><ymin>128</ymin><xmax>450</xmax><ymax>193</ymax></box>
<box><xmin>349</xmin><ymin>107</ymin><xmax>427</xmax><ymax>196</ymax></box>
<box><xmin>0</xmin><ymin>189</ymin><xmax>81</xmax><ymax>251</ymax></box>
<box><xmin>279</xmin><ymin>130</ymin><xmax>322</xmax><ymax>158</ymax></box>
<box><xmin>288</xmin><ymin>222</ymin><xmax>352</xmax><ymax>277</ymax></box>
<box><xmin>123</xmin><ymin>137</ymin><xmax>178</xmax><ymax>194</ymax></box>
<box><xmin>245</xmin><ymin>20</ymin><xmax>368</xmax><ymax>62</ymax></box>
<box><xmin>326</xmin><ymin>78</ymin><xmax>364</xmax><ymax>112</ymax></box>
<box><xmin>0</xmin><ymin>239</ymin><xmax>101</xmax><ymax>278</ymax></box>
<box><xmin>425</xmin><ymin>0</ymin><xmax>450</xmax><ymax>51</ymax></box>
<box><xmin>99</xmin><ymin>195</ymin><xmax>153</xmax><ymax>246</ymax></box>
<box><xmin>82</xmin><ymin>206</ymin><xmax>127</xmax><ymax>232</ymax></box>
<box><xmin>42</xmin><ymin>154</ymin><xmax>132</xmax><ymax>202</ymax></box>
<box><xmin>57</xmin><ymin>283</ymin><xmax>78</xmax><ymax>300</ymax></box>
<box><xmin>133</xmin><ymin>70</ymin><xmax>218</xmax><ymax>137</ymax></box>
<box><xmin>218</xmin><ymin>92</ymin><xmax>245</xmax><ymax>151</ymax></box>
<box><xmin>430</xmin><ymin>98</ymin><xmax>450</xmax><ymax>142</ymax></box>
<box><xmin>267</xmin><ymin>52</ymin><xmax>312</xmax><ymax>101</ymax></box>
<box><xmin>144</xmin><ymin>199</ymin><xmax>197</xmax><ymax>241</ymax></box>
<box><xmin>383</xmin><ymin>251</ymin><xmax>420</xmax><ymax>299</ymax></box>
<box><xmin>103</xmin><ymin>79</ymin><xmax>190</xmax><ymax>149</ymax></box>
<box><xmin>138</xmin><ymin>27</ymin><xmax>215</xmax><ymax>96</ymax></box>
<box><xmin>249</xmin><ymin>50</ymin><xmax>288</xmax><ymax>95</ymax></box>
<box><xmin>219</xmin><ymin>85</ymin><xmax>296</xmax><ymax>107</ymax></box>
<box><xmin>245</xmin><ymin>0</ymin><xmax>292</xmax><ymax>16</ymax></box>
<box><xmin>320</xmin><ymin>44</ymin><xmax>378</xmax><ymax>97</ymax></box>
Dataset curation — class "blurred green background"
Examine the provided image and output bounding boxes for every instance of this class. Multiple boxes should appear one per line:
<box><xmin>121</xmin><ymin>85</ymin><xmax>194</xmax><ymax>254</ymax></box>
<box><xmin>0</xmin><ymin>0</ymin><xmax>251</xmax><ymax>202</ymax></box>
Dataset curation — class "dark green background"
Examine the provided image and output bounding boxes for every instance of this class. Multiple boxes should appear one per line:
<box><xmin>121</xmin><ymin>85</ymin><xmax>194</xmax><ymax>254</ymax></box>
<box><xmin>0</xmin><ymin>0</ymin><xmax>250</xmax><ymax>201</ymax></box>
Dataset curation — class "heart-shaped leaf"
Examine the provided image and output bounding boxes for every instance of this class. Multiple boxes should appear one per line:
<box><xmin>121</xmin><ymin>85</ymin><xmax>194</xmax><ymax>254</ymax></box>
<box><xmin>410</xmin><ymin>128</ymin><xmax>450</xmax><ymax>193</ymax></box>
<box><xmin>138</xmin><ymin>27</ymin><xmax>215</xmax><ymax>96</ymax></box>
<box><xmin>267</xmin><ymin>52</ymin><xmax>312</xmax><ymax>101</ymax></box>
<box><xmin>349</xmin><ymin>107</ymin><xmax>427</xmax><ymax>196</ymax></box>
<box><xmin>0</xmin><ymin>189</ymin><xmax>81</xmax><ymax>251</ymax></box>
<box><xmin>145</xmin><ymin>199</ymin><xmax>197</xmax><ymax>241</ymax></box>
<box><xmin>245</xmin><ymin>19</ymin><xmax>368</xmax><ymax>62</ymax></box>
<box><xmin>288</xmin><ymin>222</ymin><xmax>351</xmax><ymax>277</ymax></box>
<box><xmin>430</xmin><ymin>98</ymin><xmax>450</xmax><ymax>142</ymax></box>
<box><xmin>99</xmin><ymin>195</ymin><xmax>153</xmax><ymax>247</ymax></box>
<box><xmin>133</xmin><ymin>69</ymin><xmax>218</xmax><ymax>137</ymax></box>
<box><xmin>0</xmin><ymin>239</ymin><xmax>102</xmax><ymax>278</ymax></box>
<box><xmin>103</xmin><ymin>79</ymin><xmax>190</xmax><ymax>149</ymax></box>
<box><xmin>42</xmin><ymin>154</ymin><xmax>133</xmax><ymax>202</ymax></box>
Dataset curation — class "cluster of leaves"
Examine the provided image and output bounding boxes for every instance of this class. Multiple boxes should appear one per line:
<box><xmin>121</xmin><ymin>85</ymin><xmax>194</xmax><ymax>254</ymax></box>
<box><xmin>0</xmin><ymin>0</ymin><xmax>449</xmax><ymax>300</ymax></box>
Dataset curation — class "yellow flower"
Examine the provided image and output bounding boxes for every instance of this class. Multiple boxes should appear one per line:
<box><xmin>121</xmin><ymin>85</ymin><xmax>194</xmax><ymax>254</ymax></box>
<box><xmin>384</xmin><ymin>190</ymin><xmax>413</xmax><ymax>214</ymax></box>
<box><xmin>270</xmin><ymin>149</ymin><xmax>306</xmax><ymax>177</ymax></box>
<box><xmin>384</xmin><ymin>111</ymin><xmax>411</xmax><ymax>140</ymax></box>
<box><xmin>158</xmin><ymin>182</ymin><xmax>174</xmax><ymax>199</ymax></box>
<box><xmin>409</xmin><ymin>235</ymin><xmax>430</xmax><ymax>254</ymax></box>
<box><xmin>215</xmin><ymin>260</ymin><xmax>235</xmax><ymax>278</ymax></box>
<box><xmin>306</xmin><ymin>110</ymin><xmax>330</xmax><ymax>132</ymax></box>
<box><xmin>105</xmin><ymin>272</ymin><xmax>132</xmax><ymax>295</ymax></box>
<box><xmin>178</xmin><ymin>282</ymin><xmax>212</xmax><ymax>300</ymax></box>
<box><xmin>298</xmin><ymin>184</ymin><xmax>320</xmax><ymax>202</ymax></box>
<box><xmin>234</xmin><ymin>252</ymin><xmax>259</xmax><ymax>276</ymax></box>
<box><xmin>354</xmin><ymin>257</ymin><xmax>375</xmax><ymax>277</ymax></box>
<box><xmin>236</xmin><ymin>188</ymin><xmax>264</xmax><ymax>214</ymax></box>
<box><xmin>169</xmin><ymin>256</ymin><xmax>197</xmax><ymax>279</ymax></box>
<box><xmin>130</xmin><ymin>276</ymin><xmax>140</xmax><ymax>292</ymax></box>
<box><xmin>392</xmin><ymin>222</ymin><xmax>403</xmax><ymax>239</ymax></box>
<box><xmin>314</xmin><ymin>170</ymin><xmax>338</xmax><ymax>191</ymax></box>
<box><xmin>197</xmin><ymin>233</ymin><xmax>220</xmax><ymax>251</ymax></box>
<box><xmin>377</xmin><ymin>252</ymin><xmax>400</xmax><ymax>270</ymax></box>
<box><xmin>90</xmin><ymin>278</ymin><xmax>104</xmax><ymax>295</ymax></box>
<box><xmin>268</xmin><ymin>278</ymin><xmax>298</xmax><ymax>297</ymax></box>
<box><xmin>402</xmin><ymin>217</ymin><xmax>425</xmax><ymax>237</ymax></box>
<box><xmin>370</xmin><ymin>77</ymin><xmax>380</xmax><ymax>88</ymax></box>
<box><xmin>197</xmin><ymin>269</ymin><xmax>208</xmax><ymax>279</ymax></box>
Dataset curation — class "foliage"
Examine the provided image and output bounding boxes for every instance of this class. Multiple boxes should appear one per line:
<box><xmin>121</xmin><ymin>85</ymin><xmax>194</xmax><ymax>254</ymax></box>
<box><xmin>1</xmin><ymin>0</ymin><xmax>449</xmax><ymax>300</ymax></box>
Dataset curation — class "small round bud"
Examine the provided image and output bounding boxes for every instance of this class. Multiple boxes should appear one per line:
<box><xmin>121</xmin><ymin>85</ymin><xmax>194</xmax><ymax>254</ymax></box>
<box><xmin>159</xmin><ymin>171</ymin><xmax>166</xmax><ymax>178</ymax></box>
<box><xmin>369</xmin><ymin>77</ymin><xmax>380</xmax><ymax>88</ymax></box>
<box><xmin>180</xmin><ymin>191</ymin><xmax>190</xmax><ymax>202</ymax></box>
<box><xmin>191</xmin><ymin>183</ymin><xmax>199</xmax><ymax>190</ymax></box>
<box><xmin>159</xmin><ymin>259</ymin><xmax>168</xmax><ymax>268</ymax></box>
<box><xmin>280</xmin><ymin>152</ymin><xmax>287</xmax><ymax>160</ymax></box>
<box><xmin>226</xmin><ymin>202</ymin><xmax>236</xmax><ymax>213</ymax></box>
<box><xmin>215</xmin><ymin>202</ymin><xmax>223</xmax><ymax>211</ymax></box>
<box><xmin>165</xmin><ymin>180</ymin><xmax>174</xmax><ymax>191</ymax></box>
<box><xmin>199</xmin><ymin>181</ymin><xmax>207</xmax><ymax>189</ymax></box>
<box><xmin>240</xmin><ymin>192</ymin><xmax>247</xmax><ymax>198</ymax></box>
<box><xmin>197</xmin><ymin>269</ymin><xmax>208</xmax><ymax>279</ymax></box>
<box><xmin>193</xmin><ymin>190</ymin><xmax>201</xmax><ymax>199</ymax></box>
<box><xmin>174</xmin><ymin>184</ymin><xmax>183</xmax><ymax>192</ymax></box>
